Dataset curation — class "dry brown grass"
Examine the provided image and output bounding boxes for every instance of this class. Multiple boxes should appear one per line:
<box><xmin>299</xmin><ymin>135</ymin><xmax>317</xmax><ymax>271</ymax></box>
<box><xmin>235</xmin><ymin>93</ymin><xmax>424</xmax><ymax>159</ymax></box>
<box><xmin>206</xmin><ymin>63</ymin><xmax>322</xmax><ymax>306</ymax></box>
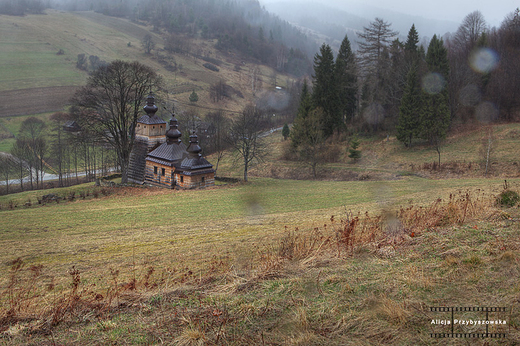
<box><xmin>378</xmin><ymin>294</ymin><xmax>412</xmax><ymax>326</ymax></box>
<box><xmin>1</xmin><ymin>185</ymin><xmax>519</xmax><ymax>344</ymax></box>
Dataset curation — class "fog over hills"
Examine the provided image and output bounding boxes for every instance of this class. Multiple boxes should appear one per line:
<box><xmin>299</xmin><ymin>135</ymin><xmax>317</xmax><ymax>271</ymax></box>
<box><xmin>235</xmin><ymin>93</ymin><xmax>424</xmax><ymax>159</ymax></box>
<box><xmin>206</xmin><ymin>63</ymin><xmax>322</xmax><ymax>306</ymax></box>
<box><xmin>261</xmin><ymin>0</ymin><xmax>518</xmax><ymax>49</ymax></box>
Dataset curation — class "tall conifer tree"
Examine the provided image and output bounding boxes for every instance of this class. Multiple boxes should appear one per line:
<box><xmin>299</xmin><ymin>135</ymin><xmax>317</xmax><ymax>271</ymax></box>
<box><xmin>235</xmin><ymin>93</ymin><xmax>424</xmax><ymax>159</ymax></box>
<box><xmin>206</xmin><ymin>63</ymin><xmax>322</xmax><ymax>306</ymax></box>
<box><xmin>404</xmin><ymin>24</ymin><xmax>419</xmax><ymax>53</ymax></box>
<box><xmin>312</xmin><ymin>43</ymin><xmax>341</xmax><ymax>137</ymax></box>
<box><xmin>420</xmin><ymin>35</ymin><xmax>451</xmax><ymax>163</ymax></box>
<box><xmin>336</xmin><ymin>35</ymin><xmax>358</xmax><ymax>124</ymax></box>
<box><xmin>290</xmin><ymin>79</ymin><xmax>313</xmax><ymax>148</ymax></box>
<box><xmin>356</xmin><ymin>18</ymin><xmax>398</xmax><ymax>114</ymax></box>
<box><xmin>397</xmin><ymin>60</ymin><xmax>421</xmax><ymax>147</ymax></box>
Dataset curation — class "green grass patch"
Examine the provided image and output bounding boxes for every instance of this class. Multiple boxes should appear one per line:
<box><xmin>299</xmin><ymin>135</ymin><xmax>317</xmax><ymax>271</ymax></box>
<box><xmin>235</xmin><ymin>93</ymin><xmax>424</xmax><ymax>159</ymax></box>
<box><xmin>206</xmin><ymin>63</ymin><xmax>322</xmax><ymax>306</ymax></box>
<box><xmin>1</xmin><ymin>177</ymin><xmax>519</xmax><ymax>344</ymax></box>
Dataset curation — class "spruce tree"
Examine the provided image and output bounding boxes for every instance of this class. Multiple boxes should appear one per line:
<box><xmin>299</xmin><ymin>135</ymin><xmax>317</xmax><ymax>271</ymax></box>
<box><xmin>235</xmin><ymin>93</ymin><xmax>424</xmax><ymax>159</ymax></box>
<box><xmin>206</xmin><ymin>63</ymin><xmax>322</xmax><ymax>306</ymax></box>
<box><xmin>418</xmin><ymin>45</ymin><xmax>426</xmax><ymax>60</ymax></box>
<box><xmin>404</xmin><ymin>24</ymin><xmax>419</xmax><ymax>53</ymax></box>
<box><xmin>420</xmin><ymin>35</ymin><xmax>451</xmax><ymax>163</ymax></box>
<box><xmin>425</xmin><ymin>35</ymin><xmax>450</xmax><ymax>78</ymax></box>
<box><xmin>404</xmin><ymin>24</ymin><xmax>420</xmax><ymax>70</ymax></box>
<box><xmin>282</xmin><ymin>123</ymin><xmax>290</xmax><ymax>140</ymax></box>
<box><xmin>312</xmin><ymin>43</ymin><xmax>341</xmax><ymax>137</ymax></box>
<box><xmin>290</xmin><ymin>79</ymin><xmax>313</xmax><ymax>148</ymax></box>
<box><xmin>397</xmin><ymin>61</ymin><xmax>421</xmax><ymax>147</ymax></box>
<box><xmin>189</xmin><ymin>90</ymin><xmax>199</xmax><ymax>103</ymax></box>
<box><xmin>348</xmin><ymin>134</ymin><xmax>361</xmax><ymax>160</ymax></box>
<box><xmin>336</xmin><ymin>35</ymin><xmax>358</xmax><ymax>124</ymax></box>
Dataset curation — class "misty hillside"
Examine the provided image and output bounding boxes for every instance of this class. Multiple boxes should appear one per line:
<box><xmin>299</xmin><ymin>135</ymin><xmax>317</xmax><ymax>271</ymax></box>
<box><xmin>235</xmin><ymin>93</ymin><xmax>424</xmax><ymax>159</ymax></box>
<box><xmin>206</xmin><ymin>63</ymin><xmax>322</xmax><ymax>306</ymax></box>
<box><xmin>263</xmin><ymin>1</ymin><xmax>459</xmax><ymax>49</ymax></box>
<box><xmin>0</xmin><ymin>0</ymin><xmax>319</xmax><ymax>118</ymax></box>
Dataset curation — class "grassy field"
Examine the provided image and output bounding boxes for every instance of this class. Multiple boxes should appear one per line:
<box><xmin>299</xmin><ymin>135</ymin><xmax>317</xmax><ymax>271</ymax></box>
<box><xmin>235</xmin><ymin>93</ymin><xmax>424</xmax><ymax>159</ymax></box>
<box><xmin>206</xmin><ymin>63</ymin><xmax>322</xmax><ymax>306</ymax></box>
<box><xmin>0</xmin><ymin>9</ymin><xmax>285</xmax><ymax>118</ymax></box>
<box><xmin>0</xmin><ymin>176</ymin><xmax>514</xmax><ymax>280</ymax></box>
<box><xmin>1</xmin><ymin>116</ymin><xmax>519</xmax><ymax>343</ymax></box>
<box><xmin>0</xmin><ymin>176</ymin><xmax>519</xmax><ymax>344</ymax></box>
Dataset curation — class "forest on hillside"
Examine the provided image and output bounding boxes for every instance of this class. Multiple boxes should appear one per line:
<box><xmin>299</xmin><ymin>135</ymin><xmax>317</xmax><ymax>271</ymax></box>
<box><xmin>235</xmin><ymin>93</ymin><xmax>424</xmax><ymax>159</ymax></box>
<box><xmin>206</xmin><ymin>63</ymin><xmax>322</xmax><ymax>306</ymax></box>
<box><xmin>0</xmin><ymin>0</ymin><xmax>316</xmax><ymax>76</ymax></box>
<box><xmin>291</xmin><ymin>9</ymin><xmax>520</xmax><ymax>143</ymax></box>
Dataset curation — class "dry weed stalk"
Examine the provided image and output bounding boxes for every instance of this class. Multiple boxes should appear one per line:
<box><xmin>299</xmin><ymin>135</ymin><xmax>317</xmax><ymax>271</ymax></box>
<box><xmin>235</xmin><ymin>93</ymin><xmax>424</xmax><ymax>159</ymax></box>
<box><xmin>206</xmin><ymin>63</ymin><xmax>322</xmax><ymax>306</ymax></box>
<box><xmin>335</xmin><ymin>211</ymin><xmax>383</xmax><ymax>256</ymax></box>
<box><xmin>278</xmin><ymin>227</ymin><xmax>330</xmax><ymax>261</ymax></box>
<box><xmin>0</xmin><ymin>258</ymin><xmax>44</xmax><ymax>323</ymax></box>
<box><xmin>398</xmin><ymin>189</ymin><xmax>494</xmax><ymax>236</ymax></box>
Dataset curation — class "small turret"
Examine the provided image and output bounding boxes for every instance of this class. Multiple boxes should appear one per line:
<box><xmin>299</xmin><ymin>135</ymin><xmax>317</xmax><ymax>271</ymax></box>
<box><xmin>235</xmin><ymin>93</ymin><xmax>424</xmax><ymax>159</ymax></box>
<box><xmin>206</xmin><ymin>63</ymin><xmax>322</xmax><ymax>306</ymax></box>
<box><xmin>187</xmin><ymin>131</ymin><xmax>202</xmax><ymax>157</ymax></box>
<box><xmin>166</xmin><ymin>115</ymin><xmax>182</xmax><ymax>144</ymax></box>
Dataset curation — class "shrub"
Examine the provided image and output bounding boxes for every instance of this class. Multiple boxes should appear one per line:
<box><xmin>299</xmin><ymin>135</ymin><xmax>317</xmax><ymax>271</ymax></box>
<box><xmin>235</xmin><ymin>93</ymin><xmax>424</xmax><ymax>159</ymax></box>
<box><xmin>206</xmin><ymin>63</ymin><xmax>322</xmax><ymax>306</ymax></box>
<box><xmin>497</xmin><ymin>190</ymin><xmax>520</xmax><ymax>207</ymax></box>
<box><xmin>203</xmin><ymin>63</ymin><xmax>219</xmax><ymax>72</ymax></box>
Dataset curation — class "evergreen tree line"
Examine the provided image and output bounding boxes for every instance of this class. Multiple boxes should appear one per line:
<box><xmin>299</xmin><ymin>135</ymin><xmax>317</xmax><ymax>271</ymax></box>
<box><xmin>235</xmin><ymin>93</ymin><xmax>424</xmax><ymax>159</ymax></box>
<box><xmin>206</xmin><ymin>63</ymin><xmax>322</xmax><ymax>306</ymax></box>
<box><xmin>291</xmin><ymin>9</ymin><xmax>520</xmax><ymax>159</ymax></box>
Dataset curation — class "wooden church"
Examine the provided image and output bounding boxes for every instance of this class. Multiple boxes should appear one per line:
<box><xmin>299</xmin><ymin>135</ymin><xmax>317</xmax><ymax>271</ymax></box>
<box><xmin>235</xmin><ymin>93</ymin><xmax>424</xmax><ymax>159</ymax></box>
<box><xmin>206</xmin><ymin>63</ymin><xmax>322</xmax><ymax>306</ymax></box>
<box><xmin>128</xmin><ymin>93</ymin><xmax>215</xmax><ymax>189</ymax></box>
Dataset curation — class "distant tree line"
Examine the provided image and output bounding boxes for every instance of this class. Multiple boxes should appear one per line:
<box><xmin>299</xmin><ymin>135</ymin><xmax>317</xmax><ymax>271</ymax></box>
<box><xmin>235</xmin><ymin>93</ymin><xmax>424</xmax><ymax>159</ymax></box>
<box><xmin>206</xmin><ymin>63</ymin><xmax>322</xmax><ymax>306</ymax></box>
<box><xmin>53</xmin><ymin>0</ymin><xmax>315</xmax><ymax>77</ymax></box>
<box><xmin>289</xmin><ymin>9</ymin><xmax>520</xmax><ymax>174</ymax></box>
<box><xmin>0</xmin><ymin>0</ymin><xmax>45</xmax><ymax>15</ymax></box>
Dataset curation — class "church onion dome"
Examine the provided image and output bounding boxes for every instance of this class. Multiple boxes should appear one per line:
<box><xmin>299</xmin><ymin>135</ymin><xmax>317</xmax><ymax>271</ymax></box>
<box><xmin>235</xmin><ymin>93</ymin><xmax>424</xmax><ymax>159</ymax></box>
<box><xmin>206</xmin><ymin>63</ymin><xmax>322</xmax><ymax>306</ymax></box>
<box><xmin>187</xmin><ymin>131</ymin><xmax>202</xmax><ymax>157</ymax></box>
<box><xmin>143</xmin><ymin>92</ymin><xmax>158</xmax><ymax>116</ymax></box>
<box><xmin>137</xmin><ymin>92</ymin><xmax>167</xmax><ymax>125</ymax></box>
<box><xmin>166</xmin><ymin>116</ymin><xmax>182</xmax><ymax>144</ymax></box>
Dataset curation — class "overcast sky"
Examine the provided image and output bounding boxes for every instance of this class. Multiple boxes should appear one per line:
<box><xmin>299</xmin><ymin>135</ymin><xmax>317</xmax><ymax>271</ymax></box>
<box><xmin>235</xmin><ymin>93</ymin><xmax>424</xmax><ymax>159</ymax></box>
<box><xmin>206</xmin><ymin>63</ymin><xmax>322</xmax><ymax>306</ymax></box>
<box><xmin>260</xmin><ymin>0</ymin><xmax>518</xmax><ymax>27</ymax></box>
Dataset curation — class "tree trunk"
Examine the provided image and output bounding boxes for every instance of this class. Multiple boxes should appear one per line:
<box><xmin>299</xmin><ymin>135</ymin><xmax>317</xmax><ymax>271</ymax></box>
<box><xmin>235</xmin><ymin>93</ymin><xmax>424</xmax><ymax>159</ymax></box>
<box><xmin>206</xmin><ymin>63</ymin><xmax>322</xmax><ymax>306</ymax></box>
<box><xmin>243</xmin><ymin>158</ymin><xmax>248</xmax><ymax>182</ymax></box>
<box><xmin>121</xmin><ymin>159</ymin><xmax>129</xmax><ymax>184</ymax></box>
<box><xmin>19</xmin><ymin>161</ymin><xmax>24</xmax><ymax>191</ymax></box>
<box><xmin>5</xmin><ymin>170</ymin><xmax>9</xmax><ymax>194</ymax></box>
<box><xmin>485</xmin><ymin>129</ymin><xmax>492</xmax><ymax>176</ymax></box>
<box><xmin>29</xmin><ymin>164</ymin><xmax>34</xmax><ymax>190</ymax></box>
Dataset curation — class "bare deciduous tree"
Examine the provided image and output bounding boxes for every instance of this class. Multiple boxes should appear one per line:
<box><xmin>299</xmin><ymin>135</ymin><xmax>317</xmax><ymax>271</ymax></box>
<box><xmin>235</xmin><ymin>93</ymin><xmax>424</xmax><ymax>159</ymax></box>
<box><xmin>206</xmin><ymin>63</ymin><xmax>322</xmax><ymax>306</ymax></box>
<box><xmin>0</xmin><ymin>153</ymin><xmax>15</xmax><ymax>194</ymax></box>
<box><xmin>228</xmin><ymin>105</ymin><xmax>266</xmax><ymax>182</ymax></box>
<box><xmin>296</xmin><ymin>107</ymin><xmax>325</xmax><ymax>178</ymax></box>
<box><xmin>357</xmin><ymin>18</ymin><xmax>398</xmax><ymax>75</ymax></box>
<box><xmin>454</xmin><ymin>11</ymin><xmax>488</xmax><ymax>48</ymax></box>
<box><xmin>209</xmin><ymin>80</ymin><xmax>229</xmax><ymax>103</ymax></box>
<box><xmin>141</xmin><ymin>34</ymin><xmax>156</xmax><ymax>54</ymax></box>
<box><xmin>206</xmin><ymin>110</ymin><xmax>230</xmax><ymax>176</ymax></box>
<box><xmin>71</xmin><ymin>60</ymin><xmax>162</xmax><ymax>183</ymax></box>
<box><xmin>18</xmin><ymin>117</ymin><xmax>47</xmax><ymax>189</ymax></box>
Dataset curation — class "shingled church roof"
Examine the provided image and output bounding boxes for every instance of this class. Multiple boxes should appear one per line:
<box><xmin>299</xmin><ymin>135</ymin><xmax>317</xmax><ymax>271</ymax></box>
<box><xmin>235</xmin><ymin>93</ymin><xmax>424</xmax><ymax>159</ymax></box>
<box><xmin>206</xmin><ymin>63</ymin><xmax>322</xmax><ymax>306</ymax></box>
<box><xmin>145</xmin><ymin>123</ymin><xmax>214</xmax><ymax>174</ymax></box>
<box><xmin>179</xmin><ymin>132</ymin><xmax>213</xmax><ymax>171</ymax></box>
<box><xmin>146</xmin><ymin>142</ymin><xmax>188</xmax><ymax>166</ymax></box>
<box><xmin>145</xmin><ymin>113</ymin><xmax>187</xmax><ymax>166</ymax></box>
